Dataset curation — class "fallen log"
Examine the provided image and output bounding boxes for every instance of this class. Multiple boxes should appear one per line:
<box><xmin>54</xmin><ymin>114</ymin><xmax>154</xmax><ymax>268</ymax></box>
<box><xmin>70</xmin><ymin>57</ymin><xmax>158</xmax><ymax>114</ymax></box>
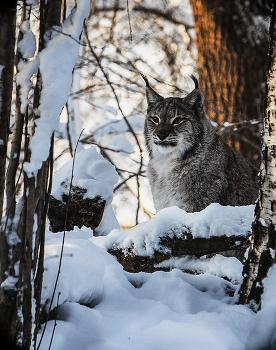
<box><xmin>48</xmin><ymin>186</ymin><xmax>105</xmax><ymax>232</ymax></box>
<box><xmin>92</xmin><ymin>204</ymin><xmax>253</xmax><ymax>273</ymax></box>
<box><xmin>108</xmin><ymin>234</ymin><xmax>249</xmax><ymax>273</ymax></box>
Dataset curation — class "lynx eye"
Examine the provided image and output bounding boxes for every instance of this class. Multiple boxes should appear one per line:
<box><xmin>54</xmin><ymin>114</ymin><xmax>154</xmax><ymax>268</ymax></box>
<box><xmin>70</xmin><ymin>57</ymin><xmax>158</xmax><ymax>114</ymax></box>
<box><xmin>172</xmin><ymin>117</ymin><xmax>183</xmax><ymax>125</ymax></box>
<box><xmin>150</xmin><ymin>117</ymin><xmax>160</xmax><ymax>125</ymax></box>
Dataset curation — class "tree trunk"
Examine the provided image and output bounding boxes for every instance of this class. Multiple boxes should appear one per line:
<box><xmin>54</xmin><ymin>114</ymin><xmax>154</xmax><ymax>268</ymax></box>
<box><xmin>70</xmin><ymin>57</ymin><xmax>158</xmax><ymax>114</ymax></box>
<box><xmin>190</xmin><ymin>0</ymin><xmax>271</xmax><ymax>167</ymax></box>
<box><xmin>6</xmin><ymin>2</ymin><xmax>26</xmax><ymax>220</ymax></box>
<box><xmin>0</xmin><ymin>1</ymin><xmax>19</xmax><ymax>348</ymax></box>
<box><xmin>239</xmin><ymin>0</ymin><xmax>276</xmax><ymax>307</ymax></box>
<box><xmin>0</xmin><ymin>0</ymin><xmax>63</xmax><ymax>348</ymax></box>
<box><xmin>0</xmin><ymin>0</ymin><xmax>17</xmax><ymax>220</ymax></box>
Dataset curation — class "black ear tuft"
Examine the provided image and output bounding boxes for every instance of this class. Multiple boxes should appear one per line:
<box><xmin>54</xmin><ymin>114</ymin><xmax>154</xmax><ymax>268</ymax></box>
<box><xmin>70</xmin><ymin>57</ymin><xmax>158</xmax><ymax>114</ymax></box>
<box><xmin>140</xmin><ymin>72</ymin><xmax>150</xmax><ymax>87</ymax></box>
<box><xmin>140</xmin><ymin>74</ymin><xmax>164</xmax><ymax>107</ymax></box>
<box><xmin>190</xmin><ymin>74</ymin><xmax>199</xmax><ymax>89</ymax></box>
<box><xmin>182</xmin><ymin>89</ymin><xmax>204</xmax><ymax>117</ymax></box>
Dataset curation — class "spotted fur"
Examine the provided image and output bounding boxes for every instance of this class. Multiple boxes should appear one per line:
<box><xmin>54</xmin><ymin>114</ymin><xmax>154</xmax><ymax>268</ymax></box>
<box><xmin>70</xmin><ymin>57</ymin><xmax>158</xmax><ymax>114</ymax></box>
<box><xmin>143</xmin><ymin>76</ymin><xmax>259</xmax><ymax>212</ymax></box>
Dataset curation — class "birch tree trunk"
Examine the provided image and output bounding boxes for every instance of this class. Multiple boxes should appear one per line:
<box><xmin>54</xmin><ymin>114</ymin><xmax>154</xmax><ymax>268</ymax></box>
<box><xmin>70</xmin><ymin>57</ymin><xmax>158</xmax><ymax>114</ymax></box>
<box><xmin>239</xmin><ymin>0</ymin><xmax>276</xmax><ymax>306</ymax></box>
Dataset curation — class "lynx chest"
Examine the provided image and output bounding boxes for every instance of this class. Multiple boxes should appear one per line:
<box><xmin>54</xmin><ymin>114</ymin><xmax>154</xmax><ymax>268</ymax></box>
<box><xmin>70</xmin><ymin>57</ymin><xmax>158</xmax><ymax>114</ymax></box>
<box><xmin>147</xmin><ymin>154</ymin><xmax>193</xmax><ymax>212</ymax></box>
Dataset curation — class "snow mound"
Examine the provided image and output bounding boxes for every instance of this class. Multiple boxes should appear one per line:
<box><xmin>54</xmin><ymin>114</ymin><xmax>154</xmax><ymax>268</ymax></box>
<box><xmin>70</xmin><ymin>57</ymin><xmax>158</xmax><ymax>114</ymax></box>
<box><xmin>51</xmin><ymin>146</ymin><xmax>119</xmax><ymax>235</ymax></box>
<box><xmin>246</xmin><ymin>264</ymin><xmax>276</xmax><ymax>349</ymax></box>
<box><xmin>39</xmin><ymin>224</ymin><xmax>256</xmax><ymax>350</ymax></box>
<box><xmin>52</xmin><ymin>146</ymin><xmax>118</xmax><ymax>204</ymax></box>
<box><xmin>157</xmin><ymin>254</ymin><xmax>244</xmax><ymax>285</ymax></box>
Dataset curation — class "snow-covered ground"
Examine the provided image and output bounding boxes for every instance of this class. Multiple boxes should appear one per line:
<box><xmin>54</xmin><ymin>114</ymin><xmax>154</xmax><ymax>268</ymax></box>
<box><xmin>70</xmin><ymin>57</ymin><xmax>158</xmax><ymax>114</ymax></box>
<box><xmin>37</xmin><ymin>203</ymin><xmax>276</xmax><ymax>350</ymax></box>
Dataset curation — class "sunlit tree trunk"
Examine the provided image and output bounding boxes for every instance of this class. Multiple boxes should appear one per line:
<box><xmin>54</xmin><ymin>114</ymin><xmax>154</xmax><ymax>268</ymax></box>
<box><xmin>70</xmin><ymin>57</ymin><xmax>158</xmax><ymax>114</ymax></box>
<box><xmin>190</xmin><ymin>0</ymin><xmax>271</xmax><ymax>166</ymax></box>
<box><xmin>239</xmin><ymin>0</ymin><xmax>276</xmax><ymax>307</ymax></box>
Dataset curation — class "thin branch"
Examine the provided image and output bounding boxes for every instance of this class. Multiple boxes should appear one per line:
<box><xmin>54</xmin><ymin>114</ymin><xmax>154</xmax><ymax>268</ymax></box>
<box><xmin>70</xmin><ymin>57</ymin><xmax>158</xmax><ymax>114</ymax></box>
<box><xmin>82</xmin><ymin>139</ymin><xmax>133</xmax><ymax>155</ymax></box>
<box><xmin>37</xmin><ymin>129</ymin><xmax>84</xmax><ymax>350</ymax></box>
<box><xmin>84</xmin><ymin>21</ymin><xmax>144</xmax><ymax>220</ymax></box>
<box><xmin>83</xmin><ymin>22</ymin><xmax>142</xmax><ymax>154</ymax></box>
<box><xmin>48</xmin><ymin>292</ymin><xmax>60</xmax><ymax>350</ymax></box>
<box><xmin>127</xmin><ymin>0</ymin><xmax>132</xmax><ymax>41</ymax></box>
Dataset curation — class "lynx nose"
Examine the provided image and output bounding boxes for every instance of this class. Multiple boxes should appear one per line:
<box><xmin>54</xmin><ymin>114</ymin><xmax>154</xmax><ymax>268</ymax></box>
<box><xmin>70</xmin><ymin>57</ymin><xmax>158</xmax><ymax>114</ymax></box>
<box><xmin>157</xmin><ymin>132</ymin><xmax>168</xmax><ymax>141</ymax></box>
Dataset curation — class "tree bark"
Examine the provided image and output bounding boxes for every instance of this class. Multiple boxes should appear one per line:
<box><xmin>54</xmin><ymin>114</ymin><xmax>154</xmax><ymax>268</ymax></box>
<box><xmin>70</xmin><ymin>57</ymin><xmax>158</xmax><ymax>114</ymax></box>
<box><xmin>6</xmin><ymin>3</ymin><xmax>26</xmax><ymax>220</ymax></box>
<box><xmin>0</xmin><ymin>1</ymin><xmax>63</xmax><ymax>348</ymax></box>
<box><xmin>0</xmin><ymin>0</ymin><xmax>17</xmax><ymax>220</ymax></box>
<box><xmin>190</xmin><ymin>0</ymin><xmax>271</xmax><ymax>166</ymax></box>
<box><xmin>239</xmin><ymin>0</ymin><xmax>276</xmax><ymax>307</ymax></box>
<box><xmin>0</xmin><ymin>2</ymin><xmax>19</xmax><ymax>348</ymax></box>
<box><xmin>48</xmin><ymin>187</ymin><xmax>106</xmax><ymax>233</ymax></box>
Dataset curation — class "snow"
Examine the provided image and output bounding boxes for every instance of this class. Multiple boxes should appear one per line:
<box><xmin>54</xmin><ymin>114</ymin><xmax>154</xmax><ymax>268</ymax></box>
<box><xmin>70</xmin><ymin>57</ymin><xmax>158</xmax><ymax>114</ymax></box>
<box><xmin>42</xmin><ymin>236</ymin><xmax>107</xmax><ymax>309</ymax></box>
<box><xmin>16</xmin><ymin>57</ymin><xmax>39</xmax><ymax>113</ymax></box>
<box><xmin>23</xmin><ymin>0</ymin><xmax>91</xmax><ymax>176</ymax></box>
<box><xmin>38</xmin><ymin>212</ymin><xmax>259</xmax><ymax>350</ymax></box>
<box><xmin>51</xmin><ymin>146</ymin><xmax>119</xmax><ymax>235</ymax></box>
<box><xmin>37</xmin><ymin>204</ymin><xmax>275</xmax><ymax>350</ymax></box>
<box><xmin>17</xmin><ymin>21</ymin><xmax>36</xmax><ymax>59</ymax></box>
<box><xmin>51</xmin><ymin>146</ymin><xmax>118</xmax><ymax>203</ymax></box>
<box><xmin>1</xmin><ymin>276</ymin><xmax>18</xmax><ymax>289</ymax></box>
<box><xmin>92</xmin><ymin>204</ymin><xmax>254</xmax><ymax>256</ymax></box>
<box><xmin>246</xmin><ymin>265</ymin><xmax>276</xmax><ymax>350</ymax></box>
<box><xmin>156</xmin><ymin>255</ymin><xmax>244</xmax><ymax>285</ymax></box>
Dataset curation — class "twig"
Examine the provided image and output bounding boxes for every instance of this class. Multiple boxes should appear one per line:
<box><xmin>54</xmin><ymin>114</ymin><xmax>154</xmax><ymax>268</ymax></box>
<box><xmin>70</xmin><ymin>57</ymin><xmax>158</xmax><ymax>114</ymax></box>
<box><xmin>36</xmin><ymin>129</ymin><xmax>84</xmax><ymax>350</ymax></box>
<box><xmin>84</xmin><ymin>21</ymin><xmax>143</xmax><ymax>222</ymax></box>
<box><xmin>65</xmin><ymin>103</ymin><xmax>73</xmax><ymax>157</ymax></box>
<box><xmin>127</xmin><ymin>0</ymin><xmax>132</xmax><ymax>41</ymax></box>
<box><xmin>114</xmin><ymin>173</ymin><xmax>142</xmax><ymax>192</ymax></box>
<box><xmin>135</xmin><ymin>174</ymin><xmax>140</xmax><ymax>225</ymax></box>
<box><xmin>48</xmin><ymin>292</ymin><xmax>61</xmax><ymax>350</ymax></box>
<box><xmin>82</xmin><ymin>139</ymin><xmax>133</xmax><ymax>155</ymax></box>
<box><xmin>83</xmin><ymin>22</ymin><xmax>142</xmax><ymax>154</ymax></box>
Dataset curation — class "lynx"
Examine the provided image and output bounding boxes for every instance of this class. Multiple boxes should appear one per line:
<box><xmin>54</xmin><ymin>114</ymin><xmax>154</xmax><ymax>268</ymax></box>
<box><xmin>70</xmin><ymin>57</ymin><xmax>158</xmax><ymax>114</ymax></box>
<box><xmin>143</xmin><ymin>75</ymin><xmax>259</xmax><ymax>213</ymax></box>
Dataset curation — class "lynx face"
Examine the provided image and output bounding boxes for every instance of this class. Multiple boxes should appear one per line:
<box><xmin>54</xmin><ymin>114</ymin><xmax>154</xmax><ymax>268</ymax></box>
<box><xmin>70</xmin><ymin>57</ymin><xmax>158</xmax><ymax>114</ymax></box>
<box><xmin>144</xmin><ymin>78</ymin><xmax>205</xmax><ymax>159</ymax></box>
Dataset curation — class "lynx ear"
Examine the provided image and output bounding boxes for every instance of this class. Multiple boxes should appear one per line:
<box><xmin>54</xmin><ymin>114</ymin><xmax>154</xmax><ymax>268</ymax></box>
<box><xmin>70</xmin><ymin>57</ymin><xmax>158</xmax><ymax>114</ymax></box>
<box><xmin>141</xmin><ymin>73</ymin><xmax>164</xmax><ymax>108</ymax></box>
<box><xmin>182</xmin><ymin>83</ymin><xmax>204</xmax><ymax>117</ymax></box>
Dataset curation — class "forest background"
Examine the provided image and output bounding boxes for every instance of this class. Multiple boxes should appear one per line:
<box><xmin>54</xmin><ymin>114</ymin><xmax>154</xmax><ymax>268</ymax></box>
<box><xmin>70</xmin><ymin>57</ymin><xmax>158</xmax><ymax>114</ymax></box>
<box><xmin>0</xmin><ymin>0</ymin><xmax>275</xmax><ymax>349</ymax></box>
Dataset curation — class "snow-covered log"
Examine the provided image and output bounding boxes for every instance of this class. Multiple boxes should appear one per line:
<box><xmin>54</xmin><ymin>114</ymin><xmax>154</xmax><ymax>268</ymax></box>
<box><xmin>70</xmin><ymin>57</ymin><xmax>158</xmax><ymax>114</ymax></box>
<box><xmin>92</xmin><ymin>204</ymin><xmax>254</xmax><ymax>273</ymax></box>
<box><xmin>49</xmin><ymin>188</ymin><xmax>105</xmax><ymax>232</ymax></box>
<box><xmin>49</xmin><ymin>147</ymin><xmax>119</xmax><ymax>235</ymax></box>
<box><xmin>108</xmin><ymin>235</ymin><xmax>249</xmax><ymax>274</ymax></box>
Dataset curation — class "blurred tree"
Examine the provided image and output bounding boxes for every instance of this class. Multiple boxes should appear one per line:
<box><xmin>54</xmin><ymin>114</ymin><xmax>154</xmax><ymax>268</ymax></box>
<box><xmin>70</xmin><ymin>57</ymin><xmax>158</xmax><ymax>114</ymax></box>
<box><xmin>190</xmin><ymin>0</ymin><xmax>272</xmax><ymax>166</ymax></box>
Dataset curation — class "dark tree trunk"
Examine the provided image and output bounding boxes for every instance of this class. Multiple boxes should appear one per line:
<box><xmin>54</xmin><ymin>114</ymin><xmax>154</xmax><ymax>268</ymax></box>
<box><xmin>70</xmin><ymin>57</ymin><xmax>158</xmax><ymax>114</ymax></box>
<box><xmin>0</xmin><ymin>1</ymin><xmax>63</xmax><ymax>348</ymax></box>
<box><xmin>0</xmin><ymin>1</ymin><xmax>19</xmax><ymax>348</ymax></box>
<box><xmin>0</xmin><ymin>0</ymin><xmax>17</xmax><ymax>220</ymax></box>
<box><xmin>190</xmin><ymin>0</ymin><xmax>271</xmax><ymax>167</ymax></box>
<box><xmin>239</xmin><ymin>0</ymin><xmax>276</xmax><ymax>307</ymax></box>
